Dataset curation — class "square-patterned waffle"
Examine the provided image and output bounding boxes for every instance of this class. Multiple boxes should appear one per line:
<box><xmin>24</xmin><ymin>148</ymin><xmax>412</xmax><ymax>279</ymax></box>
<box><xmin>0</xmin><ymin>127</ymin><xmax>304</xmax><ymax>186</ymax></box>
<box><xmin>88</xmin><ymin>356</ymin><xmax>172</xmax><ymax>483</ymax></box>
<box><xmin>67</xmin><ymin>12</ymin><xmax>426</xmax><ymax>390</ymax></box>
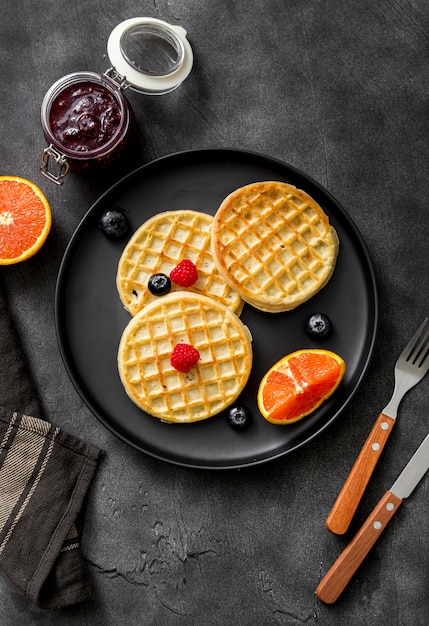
<box><xmin>211</xmin><ymin>181</ymin><xmax>339</xmax><ymax>312</ymax></box>
<box><xmin>117</xmin><ymin>210</ymin><xmax>243</xmax><ymax>316</ymax></box>
<box><xmin>118</xmin><ymin>292</ymin><xmax>252</xmax><ymax>423</ymax></box>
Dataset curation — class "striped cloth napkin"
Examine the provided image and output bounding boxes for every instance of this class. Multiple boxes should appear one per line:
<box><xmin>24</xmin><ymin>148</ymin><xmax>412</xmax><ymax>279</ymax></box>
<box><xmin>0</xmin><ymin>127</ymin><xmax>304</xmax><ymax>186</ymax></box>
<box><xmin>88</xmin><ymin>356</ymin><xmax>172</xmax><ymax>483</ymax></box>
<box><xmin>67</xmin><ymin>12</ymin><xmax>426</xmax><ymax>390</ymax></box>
<box><xmin>0</xmin><ymin>276</ymin><xmax>102</xmax><ymax>609</ymax></box>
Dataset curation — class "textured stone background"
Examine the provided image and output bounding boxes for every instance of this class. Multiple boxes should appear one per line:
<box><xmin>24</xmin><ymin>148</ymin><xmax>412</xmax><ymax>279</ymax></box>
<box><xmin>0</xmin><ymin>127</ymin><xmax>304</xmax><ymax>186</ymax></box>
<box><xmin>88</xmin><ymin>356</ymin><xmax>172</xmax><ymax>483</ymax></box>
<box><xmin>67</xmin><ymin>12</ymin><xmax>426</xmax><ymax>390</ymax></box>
<box><xmin>1</xmin><ymin>0</ymin><xmax>428</xmax><ymax>624</ymax></box>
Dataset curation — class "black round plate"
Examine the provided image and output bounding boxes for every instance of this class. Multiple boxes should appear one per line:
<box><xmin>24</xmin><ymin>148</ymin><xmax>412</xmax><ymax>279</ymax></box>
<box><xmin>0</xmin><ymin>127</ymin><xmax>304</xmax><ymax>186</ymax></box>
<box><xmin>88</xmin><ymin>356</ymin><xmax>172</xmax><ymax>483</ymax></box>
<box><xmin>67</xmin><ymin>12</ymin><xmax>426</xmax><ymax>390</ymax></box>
<box><xmin>55</xmin><ymin>148</ymin><xmax>378</xmax><ymax>469</ymax></box>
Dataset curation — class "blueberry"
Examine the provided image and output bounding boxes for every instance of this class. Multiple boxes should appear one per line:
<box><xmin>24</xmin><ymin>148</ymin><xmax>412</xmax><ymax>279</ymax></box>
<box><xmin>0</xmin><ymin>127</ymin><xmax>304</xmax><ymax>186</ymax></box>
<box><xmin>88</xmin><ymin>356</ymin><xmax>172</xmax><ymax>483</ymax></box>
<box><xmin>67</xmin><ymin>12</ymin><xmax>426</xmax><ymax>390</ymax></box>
<box><xmin>305</xmin><ymin>313</ymin><xmax>332</xmax><ymax>339</ymax></box>
<box><xmin>226</xmin><ymin>405</ymin><xmax>251</xmax><ymax>430</ymax></box>
<box><xmin>148</xmin><ymin>273</ymin><xmax>171</xmax><ymax>296</ymax></box>
<box><xmin>98</xmin><ymin>208</ymin><xmax>129</xmax><ymax>239</ymax></box>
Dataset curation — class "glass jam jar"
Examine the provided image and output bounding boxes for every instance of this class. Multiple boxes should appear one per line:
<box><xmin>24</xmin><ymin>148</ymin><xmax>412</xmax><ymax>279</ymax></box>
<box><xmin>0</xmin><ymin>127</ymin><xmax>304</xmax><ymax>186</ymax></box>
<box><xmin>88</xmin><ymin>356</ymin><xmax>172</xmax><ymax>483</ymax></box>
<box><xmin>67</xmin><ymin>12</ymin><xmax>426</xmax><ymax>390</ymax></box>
<box><xmin>40</xmin><ymin>17</ymin><xmax>193</xmax><ymax>184</ymax></box>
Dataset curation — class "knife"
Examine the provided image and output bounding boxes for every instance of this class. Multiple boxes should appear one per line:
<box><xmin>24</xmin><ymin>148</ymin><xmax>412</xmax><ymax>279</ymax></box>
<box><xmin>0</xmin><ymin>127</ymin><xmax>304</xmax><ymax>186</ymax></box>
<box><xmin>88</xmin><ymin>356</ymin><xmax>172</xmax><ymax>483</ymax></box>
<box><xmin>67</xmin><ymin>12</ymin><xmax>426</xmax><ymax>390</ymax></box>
<box><xmin>316</xmin><ymin>432</ymin><xmax>429</xmax><ymax>604</ymax></box>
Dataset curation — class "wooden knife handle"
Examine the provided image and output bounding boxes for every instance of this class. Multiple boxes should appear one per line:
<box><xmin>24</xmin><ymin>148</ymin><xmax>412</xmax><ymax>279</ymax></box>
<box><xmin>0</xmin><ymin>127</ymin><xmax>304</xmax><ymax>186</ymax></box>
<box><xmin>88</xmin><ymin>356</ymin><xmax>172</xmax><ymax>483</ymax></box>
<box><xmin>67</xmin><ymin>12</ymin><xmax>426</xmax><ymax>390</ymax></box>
<box><xmin>316</xmin><ymin>491</ymin><xmax>402</xmax><ymax>604</ymax></box>
<box><xmin>326</xmin><ymin>413</ymin><xmax>396</xmax><ymax>535</ymax></box>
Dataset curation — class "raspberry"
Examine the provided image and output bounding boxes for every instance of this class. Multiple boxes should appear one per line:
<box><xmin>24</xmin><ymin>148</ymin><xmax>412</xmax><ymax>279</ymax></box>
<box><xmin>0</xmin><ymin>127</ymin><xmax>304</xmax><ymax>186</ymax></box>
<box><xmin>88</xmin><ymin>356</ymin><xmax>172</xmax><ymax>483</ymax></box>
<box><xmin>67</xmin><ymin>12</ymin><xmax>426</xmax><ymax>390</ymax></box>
<box><xmin>170</xmin><ymin>343</ymin><xmax>200</xmax><ymax>373</ymax></box>
<box><xmin>170</xmin><ymin>260</ymin><xmax>198</xmax><ymax>287</ymax></box>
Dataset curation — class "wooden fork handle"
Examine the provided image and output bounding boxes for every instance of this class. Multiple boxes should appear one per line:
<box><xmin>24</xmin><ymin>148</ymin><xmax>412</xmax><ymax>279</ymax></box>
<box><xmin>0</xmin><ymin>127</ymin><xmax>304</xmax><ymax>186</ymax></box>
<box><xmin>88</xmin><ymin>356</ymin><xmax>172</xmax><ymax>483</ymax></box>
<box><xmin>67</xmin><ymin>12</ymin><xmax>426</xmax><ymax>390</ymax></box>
<box><xmin>326</xmin><ymin>413</ymin><xmax>396</xmax><ymax>535</ymax></box>
<box><xmin>316</xmin><ymin>491</ymin><xmax>402</xmax><ymax>604</ymax></box>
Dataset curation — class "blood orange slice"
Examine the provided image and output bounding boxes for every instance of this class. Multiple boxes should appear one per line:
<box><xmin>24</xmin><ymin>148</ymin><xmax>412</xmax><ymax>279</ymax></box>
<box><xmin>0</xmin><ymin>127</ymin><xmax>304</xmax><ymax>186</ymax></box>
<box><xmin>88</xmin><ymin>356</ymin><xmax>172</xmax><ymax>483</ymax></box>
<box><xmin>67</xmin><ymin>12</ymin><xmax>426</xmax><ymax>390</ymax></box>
<box><xmin>0</xmin><ymin>176</ymin><xmax>52</xmax><ymax>265</ymax></box>
<box><xmin>257</xmin><ymin>349</ymin><xmax>346</xmax><ymax>424</ymax></box>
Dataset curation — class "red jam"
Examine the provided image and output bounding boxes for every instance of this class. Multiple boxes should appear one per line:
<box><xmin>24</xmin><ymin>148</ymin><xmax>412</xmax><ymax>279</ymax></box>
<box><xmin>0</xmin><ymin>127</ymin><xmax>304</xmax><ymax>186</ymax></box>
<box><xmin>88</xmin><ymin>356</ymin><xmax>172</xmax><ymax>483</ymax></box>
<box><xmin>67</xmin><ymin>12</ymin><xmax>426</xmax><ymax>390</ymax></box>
<box><xmin>49</xmin><ymin>82</ymin><xmax>122</xmax><ymax>154</ymax></box>
<box><xmin>41</xmin><ymin>72</ymin><xmax>135</xmax><ymax>181</ymax></box>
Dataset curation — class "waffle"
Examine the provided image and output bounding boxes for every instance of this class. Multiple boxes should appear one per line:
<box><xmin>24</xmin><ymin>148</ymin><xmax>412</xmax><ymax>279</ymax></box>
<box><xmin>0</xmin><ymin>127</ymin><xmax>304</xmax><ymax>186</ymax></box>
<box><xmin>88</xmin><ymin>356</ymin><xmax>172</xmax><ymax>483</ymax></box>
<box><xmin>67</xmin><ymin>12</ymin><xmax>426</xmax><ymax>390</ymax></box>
<box><xmin>211</xmin><ymin>181</ymin><xmax>339</xmax><ymax>313</ymax></box>
<box><xmin>117</xmin><ymin>210</ymin><xmax>243</xmax><ymax>316</ymax></box>
<box><xmin>118</xmin><ymin>292</ymin><xmax>253</xmax><ymax>423</ymax></box>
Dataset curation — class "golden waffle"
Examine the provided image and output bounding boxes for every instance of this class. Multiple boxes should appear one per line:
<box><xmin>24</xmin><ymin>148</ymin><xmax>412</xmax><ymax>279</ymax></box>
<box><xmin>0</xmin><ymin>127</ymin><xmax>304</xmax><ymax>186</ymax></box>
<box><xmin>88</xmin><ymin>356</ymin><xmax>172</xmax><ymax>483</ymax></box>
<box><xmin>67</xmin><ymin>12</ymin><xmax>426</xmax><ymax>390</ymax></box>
<box><xmin>117</xmin><ymin>210</ymin><xmax>243</xmax><ymax>316</ymax></box>
<box><xmin>211</xmin><ymin>181</ymin><xmax>339</xmax><ymax>313</ymax></box>
<box><xmin>118</xmin><ymin>292</ymin><xmax>253</xmax><ymax>423</ymax></box>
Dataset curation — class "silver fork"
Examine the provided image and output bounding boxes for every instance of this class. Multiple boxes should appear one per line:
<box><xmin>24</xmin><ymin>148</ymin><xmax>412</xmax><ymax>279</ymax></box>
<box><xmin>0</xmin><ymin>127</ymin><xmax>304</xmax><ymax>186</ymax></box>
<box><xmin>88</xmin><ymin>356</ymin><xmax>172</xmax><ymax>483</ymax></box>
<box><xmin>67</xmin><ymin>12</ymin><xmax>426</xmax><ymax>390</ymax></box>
<box><xmin>326</xmin><ymin>318</ymin><xmax>429</xmax><ymax>535</ymax></box>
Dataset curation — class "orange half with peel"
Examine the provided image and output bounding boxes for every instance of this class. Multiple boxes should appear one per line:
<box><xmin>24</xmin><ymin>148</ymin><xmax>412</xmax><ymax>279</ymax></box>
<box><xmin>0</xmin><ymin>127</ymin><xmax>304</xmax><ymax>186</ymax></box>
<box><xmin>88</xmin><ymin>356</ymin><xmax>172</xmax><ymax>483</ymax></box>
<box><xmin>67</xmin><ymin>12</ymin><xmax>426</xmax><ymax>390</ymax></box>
<box><xmin>0</xmin><ymin>176</ymin><xmax>52</xmax><ymax>265</ymax></box>
<box><xmin>257</xmin><ymin>349</ymin><xmax>346</xmax><ymax>424</ymax></box>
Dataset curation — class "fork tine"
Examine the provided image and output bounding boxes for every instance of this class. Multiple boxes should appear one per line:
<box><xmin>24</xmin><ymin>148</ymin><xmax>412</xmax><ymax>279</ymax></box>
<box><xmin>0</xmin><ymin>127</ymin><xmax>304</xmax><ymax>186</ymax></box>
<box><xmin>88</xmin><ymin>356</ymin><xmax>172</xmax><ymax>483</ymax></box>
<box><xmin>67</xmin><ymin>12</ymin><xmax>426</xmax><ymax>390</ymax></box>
<box><xmin>415</xmin><ymin>331</ymin><xmax>429</xmax><ymax>370</ymax></box>
<box><xmin>402</xmin><ymin>318</ymin><xmax>428</xmax><ymax>362</ymax></box>
<box><xmin>408</xmin><ymin>327</ymin><xmax>429</xmax><ymax>365</ymax></box>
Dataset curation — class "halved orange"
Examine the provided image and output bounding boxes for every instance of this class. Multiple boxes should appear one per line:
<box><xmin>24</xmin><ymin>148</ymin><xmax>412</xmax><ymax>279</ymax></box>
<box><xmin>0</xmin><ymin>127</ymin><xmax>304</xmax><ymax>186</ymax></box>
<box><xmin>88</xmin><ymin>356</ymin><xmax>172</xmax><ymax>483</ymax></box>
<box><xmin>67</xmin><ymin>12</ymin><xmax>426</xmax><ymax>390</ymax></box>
<box><xmin>0</xmin><ymin>176</ymin><xmax>52</xmax><ymax>265</ymax></box>
<box><xmin>257</xmin><ymin>349</ymin><xmax>346</xmax><ymax>424</ymax></box>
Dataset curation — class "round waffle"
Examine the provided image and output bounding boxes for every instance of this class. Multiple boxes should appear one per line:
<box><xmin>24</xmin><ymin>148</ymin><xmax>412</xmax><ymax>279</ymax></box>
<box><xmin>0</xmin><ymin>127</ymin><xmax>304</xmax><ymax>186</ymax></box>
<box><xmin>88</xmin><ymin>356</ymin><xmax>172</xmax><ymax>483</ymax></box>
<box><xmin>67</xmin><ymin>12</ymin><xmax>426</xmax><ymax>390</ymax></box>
<box><xmin>211</xmin><ymin>181</ymin><xmax>339</xmax><ymax>313</ymax></box>
<box><xmin>118</xmin><ymin>292</ymin><xmax>253</xmax><ymax>423</ymax></box>
<box><xmin>117</xmin><ymin>210</ymin><xmax>243</xmax><ymax>316</ymax></box>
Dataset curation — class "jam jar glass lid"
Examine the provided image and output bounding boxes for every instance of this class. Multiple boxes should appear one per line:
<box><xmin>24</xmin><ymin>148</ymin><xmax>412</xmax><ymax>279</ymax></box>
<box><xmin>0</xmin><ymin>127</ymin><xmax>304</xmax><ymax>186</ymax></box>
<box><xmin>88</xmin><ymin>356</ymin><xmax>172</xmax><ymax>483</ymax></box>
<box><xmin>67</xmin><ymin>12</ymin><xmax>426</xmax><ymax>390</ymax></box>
<box><xmin>107</xmin><ymin>17</ymin><xmax>193</xmax><ymax>94</ymax></box>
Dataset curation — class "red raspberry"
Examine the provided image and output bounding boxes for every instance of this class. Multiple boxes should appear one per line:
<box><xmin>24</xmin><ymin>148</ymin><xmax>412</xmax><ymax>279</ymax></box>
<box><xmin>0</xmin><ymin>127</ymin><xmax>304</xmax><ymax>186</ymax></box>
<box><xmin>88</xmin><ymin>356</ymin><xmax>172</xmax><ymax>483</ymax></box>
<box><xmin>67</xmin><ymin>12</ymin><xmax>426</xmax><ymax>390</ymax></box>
<box><xmin>170</xmin><ymin>260</ymin><xmax>198</xmax><ymax>287</ymax></box>
<box><xmin>170</xmin><ymin>343</ymin><xmax>200</xmax><ymax>373</ymax></box>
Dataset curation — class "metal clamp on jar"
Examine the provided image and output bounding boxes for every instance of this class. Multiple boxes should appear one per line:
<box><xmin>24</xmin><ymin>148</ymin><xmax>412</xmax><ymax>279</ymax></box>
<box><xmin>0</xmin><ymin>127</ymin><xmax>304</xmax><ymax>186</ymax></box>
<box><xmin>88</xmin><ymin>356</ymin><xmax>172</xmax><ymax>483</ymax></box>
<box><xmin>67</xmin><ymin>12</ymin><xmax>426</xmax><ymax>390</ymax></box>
<box><xmin>40</xmin><ymin>17</ymin><xmax>193</xmax><ymax>185</ymax></box>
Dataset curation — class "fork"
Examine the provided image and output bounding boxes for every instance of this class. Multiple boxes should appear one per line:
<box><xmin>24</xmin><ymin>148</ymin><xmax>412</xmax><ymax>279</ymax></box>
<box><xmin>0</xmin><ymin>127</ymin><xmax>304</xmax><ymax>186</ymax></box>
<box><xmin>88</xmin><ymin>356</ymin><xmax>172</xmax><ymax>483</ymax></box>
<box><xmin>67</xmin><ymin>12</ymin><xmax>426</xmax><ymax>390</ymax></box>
<box><xmin>326</xmin><ymin>318</ymin><xmax>429</xmax><ymax>535</ymax></box>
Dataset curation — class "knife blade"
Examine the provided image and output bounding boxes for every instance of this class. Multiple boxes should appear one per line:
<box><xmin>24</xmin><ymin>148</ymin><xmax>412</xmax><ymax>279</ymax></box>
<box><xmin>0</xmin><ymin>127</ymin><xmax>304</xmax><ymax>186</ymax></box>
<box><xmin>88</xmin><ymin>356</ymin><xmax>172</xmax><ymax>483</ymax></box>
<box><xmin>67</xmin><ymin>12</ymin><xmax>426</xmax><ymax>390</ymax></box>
<box><xmin>316</xmin><ymin>433</ymin><xmax>429</xmax><ymax>604</ymax></box>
